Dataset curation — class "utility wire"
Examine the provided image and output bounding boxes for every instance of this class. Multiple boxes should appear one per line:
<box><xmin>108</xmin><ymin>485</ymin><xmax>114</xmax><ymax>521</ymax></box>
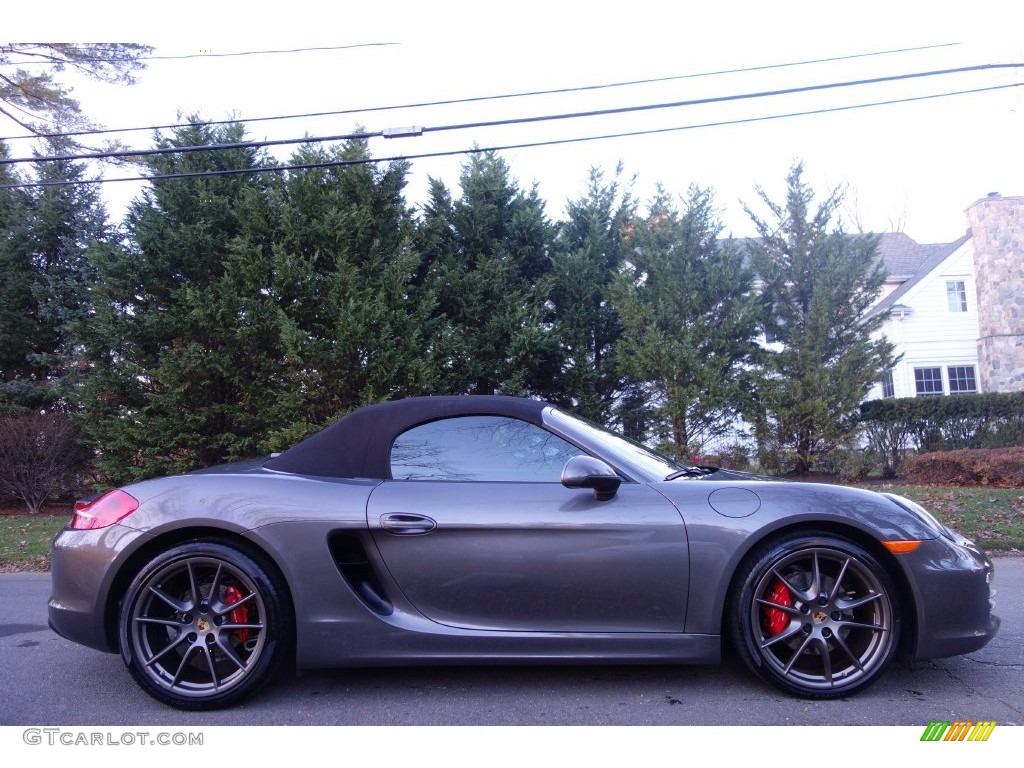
<box><xmin>1</xmin><ymin>62</ymin><xmax>1019</xmax><ymax>168</ymax></box>
<box><xmin>0</xmin><ymin>42</ymin><xmax>961</xmax><ymax>142</ymax></box>
<box><xmin>0</xmin><ymin>128</ymin><xmax>381</xmax><ymax>165</ymax></box>
<box><xmin>422</xmin><ymin>63</ymin><xmax>1023</xmax><ymax>133</ymax></box>
<box><xmin>3</xmin><ymin>82</ymin><xmax>1018</xmax><ymax>191</ymax></box>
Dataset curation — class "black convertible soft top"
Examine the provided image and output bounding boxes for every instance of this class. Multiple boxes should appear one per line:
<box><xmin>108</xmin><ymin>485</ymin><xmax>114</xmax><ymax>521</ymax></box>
<box><xmin>262</xmin><ymin>395</ymin><xmax>549</xmax><ymax>479</ymax></box>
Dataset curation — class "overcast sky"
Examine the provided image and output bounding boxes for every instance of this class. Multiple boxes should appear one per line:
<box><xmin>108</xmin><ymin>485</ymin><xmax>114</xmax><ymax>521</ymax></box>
<box><xmin>6</xmin><ymin>1</ymin><xmax>1024</xmax><ymax>244</ymax></box>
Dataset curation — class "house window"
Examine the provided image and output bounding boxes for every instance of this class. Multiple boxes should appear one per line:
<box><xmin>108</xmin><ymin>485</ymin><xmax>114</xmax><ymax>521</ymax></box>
<box><xmin>946</xmin><ymin>280</ymin><xmax>968</xmax><ymax>312</ymax></box>
<box><xmin>914</xmin><ymin>367</ymin><xmax>943</xmax><ymax>396</ymax></box>
<box><xmin>881</xmin><ymin>370</ymin><xmax>895</xmax><ymax>399</ymax></box>
<box><xmin>948</xmin><ymin>365</ymin><xmax>978</xmax><ymax>394</ymax></box>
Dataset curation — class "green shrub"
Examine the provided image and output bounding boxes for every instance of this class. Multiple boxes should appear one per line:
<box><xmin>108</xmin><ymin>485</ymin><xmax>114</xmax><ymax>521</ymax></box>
<box><xmin>860</xmin><ymin>393</ymin><xmax>1024</xmax><ymax>474</ymax></box>
<box><xmin>823</xmin><ymin>448</ymin><xmax>879</xmax><ymax>482</ymax></box>
<box><xmin>699</xmin><ymin>444</ymin><xmax>753</xmax><ymax>471</ymax></box>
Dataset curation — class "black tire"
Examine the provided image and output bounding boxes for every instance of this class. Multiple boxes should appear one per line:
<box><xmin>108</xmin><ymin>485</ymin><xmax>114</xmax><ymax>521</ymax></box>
<box><xmin>729</xmin><ymin>533</ymin><xmax>900</xmax><ymax>699</ymax></box>
<box><xmin>119</xmin><ymin>541</ymin><xmax>292</xmax><ymax>710</ymax></box>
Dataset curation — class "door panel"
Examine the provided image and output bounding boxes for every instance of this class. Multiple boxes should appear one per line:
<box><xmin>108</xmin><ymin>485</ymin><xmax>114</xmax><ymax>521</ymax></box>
<box><xmin>367</xmin><ymin>481</ymin><xmax>688</xmax><ymax>633</ymax></box>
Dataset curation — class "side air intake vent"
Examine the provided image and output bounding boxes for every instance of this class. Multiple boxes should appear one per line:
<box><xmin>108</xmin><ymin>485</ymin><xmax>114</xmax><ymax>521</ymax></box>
<box><xmin>327</xmin><ymin>533</ymin><xmax>394</xmax><ymax>616</ymax></box>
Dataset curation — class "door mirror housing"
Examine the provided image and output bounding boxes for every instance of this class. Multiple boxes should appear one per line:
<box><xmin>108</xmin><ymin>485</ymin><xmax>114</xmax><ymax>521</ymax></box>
<box><xmin>561</xmin><ymin>455</ymin><xmax>621</xmax><ymax>501</ymax></box>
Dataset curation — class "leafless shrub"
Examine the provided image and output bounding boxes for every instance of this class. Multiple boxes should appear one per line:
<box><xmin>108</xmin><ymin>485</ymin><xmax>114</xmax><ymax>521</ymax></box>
<box><xmin>905</xmin><ymin>447</ymin><xmax>1024</xmax><ymax>488</ymax></box>
<box><xmin>0</xmin><ymin>412</ymin><xmax>83</xmax><ymax>514</ymax></box>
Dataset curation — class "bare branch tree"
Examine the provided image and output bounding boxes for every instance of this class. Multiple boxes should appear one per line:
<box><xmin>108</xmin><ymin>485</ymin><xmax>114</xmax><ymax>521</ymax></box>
<box><xmin>0</xmin><ymin>412</ymin><xmax>83</xmax><ymax>513</ymax></box>
<box><xmin>0</xmin><ymin>43</ymin><xmax>152</xmax><ymax>154</ymax></box>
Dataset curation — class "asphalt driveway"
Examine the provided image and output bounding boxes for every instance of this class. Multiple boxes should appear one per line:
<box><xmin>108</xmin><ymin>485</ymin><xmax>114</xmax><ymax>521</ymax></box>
<box><xmin>1</xmin><ymin>558</ymin><xmax>1021</xmax><ymax>726</ymax></box>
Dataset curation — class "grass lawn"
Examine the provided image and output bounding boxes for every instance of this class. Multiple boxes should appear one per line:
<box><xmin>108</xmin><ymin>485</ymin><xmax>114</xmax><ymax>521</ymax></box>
<box><xmin>859</xmin><ymin>484</ymin><xmax>1024</xmax><ymax>553</ymax></box>
<box><xmin>0</xmin><ymin>512</ymin><xmax>68</xmax><ymax>572</ymax></box>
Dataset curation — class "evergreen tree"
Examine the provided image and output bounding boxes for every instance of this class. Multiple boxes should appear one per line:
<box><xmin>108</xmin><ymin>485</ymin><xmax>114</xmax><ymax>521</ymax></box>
<box><xmin>0</xmin><ymin>137</ymin><xmax>107</xmax><ymax>413</ymax></box>
<box><xmin>418</xmin><ymin>151</ymin><xmax>559</xmax><ymax>397</ymax></box>
<box><xmin>0</xmin><ymin>143</ymin><xmax>36</xmax><ymax>411</ymax></box>
<box><xmin>259</xmin><ymin>138</ymin><xmax>433</xmax><ymax>443</ymax></box>
<box><xmin>77</xmin><ymin>120</ymin><xmax>283</xmax><ymax>480</ymax></box>
<box><xmin>549</xmin><ymin>166</ymin><xmax>635</xmax><ymax>424</ymax></box>
<box><xmin>745</xmin><ymin>162</ymin><xmax>896</xmax><ymax>474</ymax></box>
<box><xmin>613</xmin><ymin>185</ymin><xmax>760</xmax><ymax>461</ymax></box>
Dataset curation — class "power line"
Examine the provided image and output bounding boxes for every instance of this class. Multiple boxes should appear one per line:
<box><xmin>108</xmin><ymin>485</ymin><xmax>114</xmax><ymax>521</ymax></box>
<box><xmin>0</xmin><ymin>128</ymin><xmax>381</xmax><ymax>165</ymax></box>
<box><xmin>3</xmin><ymin>81</ymin><xmax>1018</xmax><ymax>191</ymax></box>
<box><xmin>0</xmin><ymin>42</ymin><xmax>961</xmax><ymax>142</ymax></box>
<box><xmin>2</xmin><ymin>62</ymin><xmax>1019</xmax><ymax>168</ymax></box>
<box><xmin>423</xmin><ymin>63</ymin><xmax>1022</xmax><ymax>134</ymax></box>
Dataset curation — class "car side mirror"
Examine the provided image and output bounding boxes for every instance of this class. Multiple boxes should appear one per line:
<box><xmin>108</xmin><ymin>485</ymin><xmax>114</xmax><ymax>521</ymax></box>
<box><xmin>561</xmin><ymin>455</ymin><xmax>621</xmax><ymax>501</ymax></box>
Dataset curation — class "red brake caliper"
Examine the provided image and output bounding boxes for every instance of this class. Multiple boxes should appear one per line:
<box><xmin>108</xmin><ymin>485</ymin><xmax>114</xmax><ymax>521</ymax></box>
<box><xmin>224</xmin><ymin>585</ymin><xmax>250</xmax><ymax>644</ymax></box>
<box><xmin>762</xmin><ymin>579</ymin><xmax>793</xmax><ymax>636</ymax></box>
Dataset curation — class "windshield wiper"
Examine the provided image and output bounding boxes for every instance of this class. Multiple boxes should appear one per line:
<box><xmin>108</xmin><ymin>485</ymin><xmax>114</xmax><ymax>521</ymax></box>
<box><xmin>665</xmin><ymin>466</ymin><xmax>714</xmax><ymax>480</ymax></box>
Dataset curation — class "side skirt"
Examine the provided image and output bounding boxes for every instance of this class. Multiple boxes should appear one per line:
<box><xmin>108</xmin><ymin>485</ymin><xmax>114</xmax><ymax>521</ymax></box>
<box><xmin>296</xmin><ymin>624</ymin><xmax>721</xmax><ymax>669</ymax></box>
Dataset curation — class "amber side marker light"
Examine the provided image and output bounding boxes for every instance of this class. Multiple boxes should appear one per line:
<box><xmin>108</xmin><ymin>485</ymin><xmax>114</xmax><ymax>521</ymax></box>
<box><xmin>71</xmin><ymin>490</ymin><xmax>140</xmax><ymax>530</ymax></box>
<box><xmin>881</xmin><ymin>540</ymin><xmax>922</xmax><ymax>554</ymax></box>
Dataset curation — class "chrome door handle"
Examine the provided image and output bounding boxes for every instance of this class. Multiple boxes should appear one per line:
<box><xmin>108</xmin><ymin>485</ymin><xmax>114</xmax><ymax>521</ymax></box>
<box><xmin>379</xmin><ymin>513</ymin><xmax>437</xmax><ymax>535</ymax></box>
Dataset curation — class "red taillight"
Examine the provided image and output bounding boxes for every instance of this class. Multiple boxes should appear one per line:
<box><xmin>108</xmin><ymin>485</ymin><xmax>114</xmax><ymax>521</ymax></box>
<box><xmin>71</xmin><ymin>490</ymin><xmax>139</xmax><ymax>530</ymax></box>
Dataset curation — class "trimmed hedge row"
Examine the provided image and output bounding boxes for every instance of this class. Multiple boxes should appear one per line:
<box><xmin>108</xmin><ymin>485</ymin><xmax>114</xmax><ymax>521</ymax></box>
<box><xmin>904</xmin><ymin>447</ymin><xmax>1024</xmax><ymax>487</ymax></box>
<box><xmin>859</xmin><ymin>392</ymin><xmax>1024</xmax><ymax>477</ymax></box>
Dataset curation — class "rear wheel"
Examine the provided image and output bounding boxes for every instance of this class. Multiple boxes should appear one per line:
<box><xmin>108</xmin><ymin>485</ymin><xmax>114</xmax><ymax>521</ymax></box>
<box><xmin>119</xmin><ymin>541</ymin><xmax>291</xmax><ymax>710</ymax></box>
<box><xmin>730</xmin><ymin>533</ymin><xmax>899</xmax><ymax>698</ymax></box>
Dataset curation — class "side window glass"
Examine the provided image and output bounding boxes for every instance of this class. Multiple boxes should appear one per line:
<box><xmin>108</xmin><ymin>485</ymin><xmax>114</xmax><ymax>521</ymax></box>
<box><xmin>390</xmin><ymin>416</ymin><xmax>582</xmax><ymax>481</ymax></box>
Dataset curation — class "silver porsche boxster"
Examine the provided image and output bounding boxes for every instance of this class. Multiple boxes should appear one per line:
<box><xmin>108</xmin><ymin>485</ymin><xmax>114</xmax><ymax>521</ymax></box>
<box><xmin>49</xmin><ymin>396</ymin><xmax>999</xmax><ymax>709</ymax></box>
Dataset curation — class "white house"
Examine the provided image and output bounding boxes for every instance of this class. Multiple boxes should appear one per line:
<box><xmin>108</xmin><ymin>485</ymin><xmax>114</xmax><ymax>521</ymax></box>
<box><xmin>865</xmin><ymin>194</ymin><xmax>1024</xmax><ymax>399</ymax></box>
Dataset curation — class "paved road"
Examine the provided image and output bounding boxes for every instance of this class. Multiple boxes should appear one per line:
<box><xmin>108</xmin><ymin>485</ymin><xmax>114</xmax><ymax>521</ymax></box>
<box><xmin>1</xmin><ymin>559</ymin><xmax>1021</xmax><ymax>726</ymax></box>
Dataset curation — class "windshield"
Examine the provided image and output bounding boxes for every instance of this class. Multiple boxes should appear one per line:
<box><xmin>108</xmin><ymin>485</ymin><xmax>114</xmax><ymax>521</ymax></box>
<box><xmin>543</xmin><ymin>407</ymin><xmax>683</xmax><ymax>482</ymax></box>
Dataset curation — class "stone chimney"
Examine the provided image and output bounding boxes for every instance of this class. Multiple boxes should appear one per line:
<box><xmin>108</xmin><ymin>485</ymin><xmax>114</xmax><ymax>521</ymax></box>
<box><xmin>967</xmin><ymin>194</ymin><xmax>1024</xmax><ymax>392</ymax></box>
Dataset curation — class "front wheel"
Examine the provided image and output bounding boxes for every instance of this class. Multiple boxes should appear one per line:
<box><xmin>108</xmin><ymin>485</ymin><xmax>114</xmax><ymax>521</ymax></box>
<box><xmin>119</xmin><ymin>541</ymin><xmax>291</xmax><ymax>710</ymax></box>
<box><xmin>730</xmin><ymin>533</ymin><xmax>900</xmax><ymax>698</ymax></box>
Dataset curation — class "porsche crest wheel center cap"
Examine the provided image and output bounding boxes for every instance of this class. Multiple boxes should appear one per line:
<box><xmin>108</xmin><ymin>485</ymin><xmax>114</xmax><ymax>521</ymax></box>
<box><xmin>813</xmin><ymin>610</ymin><xmax>828</xmax><ymax>624</ymax></box>
<box><xmin>196</xmin><ymin>617</ymin><xmax>211</xmax><ymax>632</ymax></box>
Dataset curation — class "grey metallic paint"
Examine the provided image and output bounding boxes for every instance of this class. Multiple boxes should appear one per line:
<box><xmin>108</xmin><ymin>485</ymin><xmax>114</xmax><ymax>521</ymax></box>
<box><xmin>49</xmin><ymin>397</ymin><xmax>998</xmax><ymax>685</ymax></box>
